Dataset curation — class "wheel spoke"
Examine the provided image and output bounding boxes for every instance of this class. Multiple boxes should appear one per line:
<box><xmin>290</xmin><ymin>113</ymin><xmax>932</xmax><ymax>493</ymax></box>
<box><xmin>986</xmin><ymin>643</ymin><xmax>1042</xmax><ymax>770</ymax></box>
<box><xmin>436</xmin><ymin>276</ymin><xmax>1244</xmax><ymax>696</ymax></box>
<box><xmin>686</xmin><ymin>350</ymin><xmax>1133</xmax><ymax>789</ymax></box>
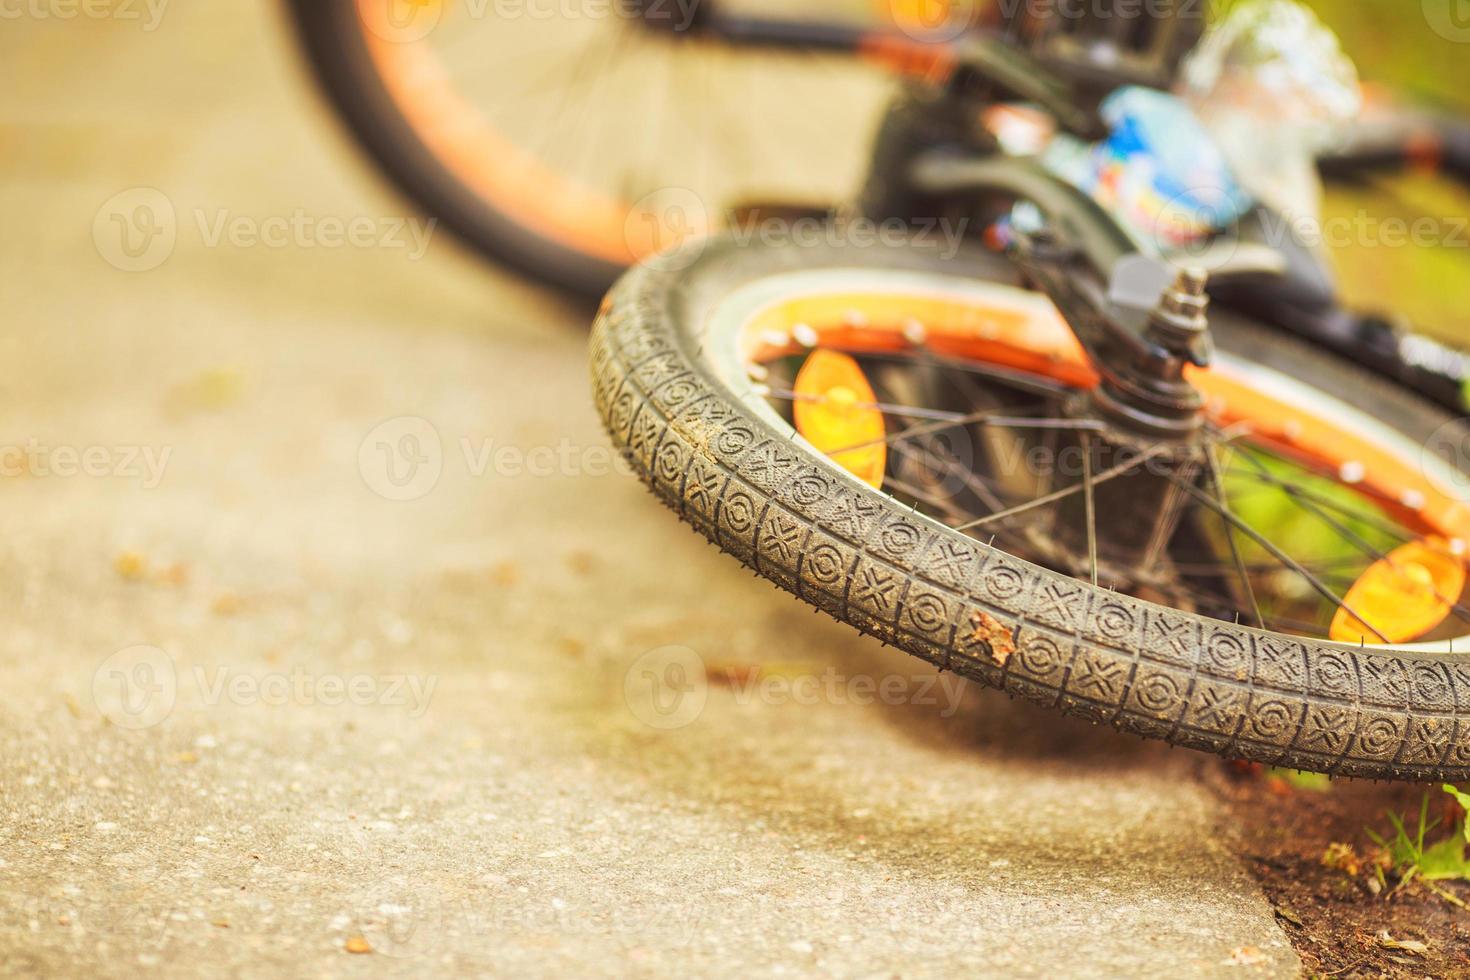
<box><xmin>881</xmin><ymin>470</ymin><xmax>1033</xmax><ymax>558</ymax></box>
<box><xmin>767</xmin><ymin>387</ymin><xmax>971</xmax><ymax>423</ymax></box>
<box><xmin>1168</xmin><ymin>474</ymin><xmax>1392</xmax><ymax>643</ymax></box>
<box><xmin>1139</xmin><ymin>462</ymin><xmax>1196</xmax><ymax>578</ymax></box>
<box><xmin>1152</xmin><ymin>576</ymin><xmax>1338</xmax><ymax>636</ymax></box>
<box><xmin>1203</xmin><ymin>446</ymin><xmax>1265</xmax><ymax>630</ymax></box>
<box><xmin>1225</xmin><ymin>443</ymin><xmax>1413</xmax><ymax>541</ymax></box>
<box><xmin>1228</xmin><ymin>444</ymin><xmax>1470</xmax><ymax>629</ymax></box>
<box><xmin>1080</xmin><ymin>432</ymin><xmax>1099</xmax><ymax>587</ymax></box>
<box><xmin>822</xmin><ymin>346</ymin><xmax>1074</xmax><ymax>399</ymax></box>
<box><xmin>953</xmin><ymin>444</ymin><xmax>1174</xmax><ymax>533</ymax></box>
<box><xmin>893</xmin><ymin>425</ymin><xmax>1011</xmax><ymax>521</ymax></box>
<box><xmin>813</xmin><ymin>404</ymin><xmax>1066</xmax><ymax>459</ymax></box>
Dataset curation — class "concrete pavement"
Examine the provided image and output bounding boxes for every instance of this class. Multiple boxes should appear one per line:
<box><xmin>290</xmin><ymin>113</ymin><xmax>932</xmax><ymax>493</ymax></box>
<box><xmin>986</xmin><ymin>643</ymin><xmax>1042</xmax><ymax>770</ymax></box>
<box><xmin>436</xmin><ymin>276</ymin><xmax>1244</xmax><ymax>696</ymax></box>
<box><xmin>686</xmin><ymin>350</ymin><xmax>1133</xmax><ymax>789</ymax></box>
<box><xmin>0</xmin><ymin>6</ymin><xmax>1297</xmax><ymax>977</ymax></box>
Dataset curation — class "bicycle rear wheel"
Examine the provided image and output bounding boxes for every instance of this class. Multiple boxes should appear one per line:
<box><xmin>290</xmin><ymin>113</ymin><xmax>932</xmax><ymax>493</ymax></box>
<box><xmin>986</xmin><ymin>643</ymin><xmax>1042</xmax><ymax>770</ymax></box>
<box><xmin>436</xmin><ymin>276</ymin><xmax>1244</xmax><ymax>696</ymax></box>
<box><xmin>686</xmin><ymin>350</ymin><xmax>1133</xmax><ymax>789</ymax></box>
<box><xmin>286</xmin><ymin>0</ymin><xmax>909</xmax><ymax>297</ymax></box>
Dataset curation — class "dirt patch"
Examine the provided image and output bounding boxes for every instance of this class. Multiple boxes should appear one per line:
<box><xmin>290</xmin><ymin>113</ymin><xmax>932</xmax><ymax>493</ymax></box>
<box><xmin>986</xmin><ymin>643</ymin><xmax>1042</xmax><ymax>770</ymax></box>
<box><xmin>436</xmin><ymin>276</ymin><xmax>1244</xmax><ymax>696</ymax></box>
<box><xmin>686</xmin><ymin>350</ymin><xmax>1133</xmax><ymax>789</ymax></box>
<box><xmin>1206</xmin><ymin>762</ymin><xmax>1470</xmax><ymax>977</ymax></box>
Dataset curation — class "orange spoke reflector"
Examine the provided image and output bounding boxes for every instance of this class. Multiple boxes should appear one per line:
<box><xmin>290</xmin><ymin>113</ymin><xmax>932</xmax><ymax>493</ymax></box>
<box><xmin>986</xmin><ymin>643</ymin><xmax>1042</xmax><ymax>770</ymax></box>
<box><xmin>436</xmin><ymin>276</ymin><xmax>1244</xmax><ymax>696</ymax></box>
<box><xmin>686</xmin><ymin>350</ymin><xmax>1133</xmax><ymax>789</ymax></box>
<box><xmin>1330</xmin><ymin>538</ymin><xmax>1467</xmax><ymax>644</ymax></box>
<box><xmin>793</xmin><ymin>350</ymin><xmax>887</xmax><ymax>490</ymax></box>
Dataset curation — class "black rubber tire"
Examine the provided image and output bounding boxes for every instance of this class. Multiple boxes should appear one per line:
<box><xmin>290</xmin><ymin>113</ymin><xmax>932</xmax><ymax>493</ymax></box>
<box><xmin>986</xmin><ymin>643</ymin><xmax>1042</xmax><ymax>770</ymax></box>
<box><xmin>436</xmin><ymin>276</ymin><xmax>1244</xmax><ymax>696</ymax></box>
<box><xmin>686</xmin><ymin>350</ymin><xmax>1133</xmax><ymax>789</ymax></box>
<box><xmin>284</xmin><ymin>0</ymin><xmax>625</xmax><ymax>300</ymax></box>
<box><xmin>591</xmin><ymin>235</ymin><xmax>1470</xmax><ymax>781</ymax></box>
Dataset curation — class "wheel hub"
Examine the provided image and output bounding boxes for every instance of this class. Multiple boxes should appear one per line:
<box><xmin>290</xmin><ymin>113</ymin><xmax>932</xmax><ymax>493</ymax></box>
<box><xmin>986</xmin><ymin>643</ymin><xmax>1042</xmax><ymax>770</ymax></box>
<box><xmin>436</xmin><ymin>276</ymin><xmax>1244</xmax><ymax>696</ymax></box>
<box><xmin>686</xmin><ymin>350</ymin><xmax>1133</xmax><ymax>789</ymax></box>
<box><xmin>1041</xmin><ymin>268</ymin><xmax>1218</xmax><ymax>587</ymax></box>
<box><xmin>1089</xmin><ymin>267</ymin><xmax>1214</xmax><ymax>439</ymax></box>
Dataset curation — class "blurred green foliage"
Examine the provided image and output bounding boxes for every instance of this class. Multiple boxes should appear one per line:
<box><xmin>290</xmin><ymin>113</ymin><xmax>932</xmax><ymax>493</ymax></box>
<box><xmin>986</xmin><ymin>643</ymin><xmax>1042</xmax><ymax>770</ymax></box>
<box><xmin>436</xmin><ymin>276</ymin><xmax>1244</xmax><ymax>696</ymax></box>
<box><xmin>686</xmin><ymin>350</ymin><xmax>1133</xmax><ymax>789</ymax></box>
<box><xmin>1305</xmin><ymin>0</ymin><xmax>1469</xmax><ymax>110</ymax></box>
<box><xmin>1299</xmin><ymin>0</ymin><xmax>1470</xmax><ymax>339</ymax></box>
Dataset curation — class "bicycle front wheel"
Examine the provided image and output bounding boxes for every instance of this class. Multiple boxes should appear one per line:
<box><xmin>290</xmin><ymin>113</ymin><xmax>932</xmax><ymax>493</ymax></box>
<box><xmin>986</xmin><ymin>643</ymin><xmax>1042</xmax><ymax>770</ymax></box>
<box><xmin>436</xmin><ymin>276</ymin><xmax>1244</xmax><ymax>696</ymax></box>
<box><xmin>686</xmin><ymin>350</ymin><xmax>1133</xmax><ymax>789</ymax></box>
<box><xmin>593</xmin><ymin>235</ymin><xmax>1470</xmax><ymax>781</ymax></box>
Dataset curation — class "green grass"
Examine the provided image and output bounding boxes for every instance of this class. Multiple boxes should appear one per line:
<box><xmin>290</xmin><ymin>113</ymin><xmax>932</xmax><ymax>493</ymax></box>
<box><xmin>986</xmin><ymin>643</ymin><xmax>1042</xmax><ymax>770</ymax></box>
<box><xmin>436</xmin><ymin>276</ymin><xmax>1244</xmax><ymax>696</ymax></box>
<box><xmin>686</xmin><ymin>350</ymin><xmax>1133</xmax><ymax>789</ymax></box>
<box><xmin>1365</xmin><ymin>786</ymin><xmax>1470</xmax><ymax>906</ymax></box>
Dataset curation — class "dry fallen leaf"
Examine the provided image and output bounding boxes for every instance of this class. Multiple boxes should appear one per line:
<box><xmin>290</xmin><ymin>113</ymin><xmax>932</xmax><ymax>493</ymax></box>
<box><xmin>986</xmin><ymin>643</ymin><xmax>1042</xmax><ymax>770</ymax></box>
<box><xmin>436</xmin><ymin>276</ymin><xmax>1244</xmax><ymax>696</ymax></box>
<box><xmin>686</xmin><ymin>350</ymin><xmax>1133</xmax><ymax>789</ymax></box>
<box><xmin>165</xmin><ymin>367</ymin><xmax>245</xmax><ymax>416</ymax></box>
<box><xmin>114</xmin><ymin>552</ymin><xmax>148</xmax><ymax>581</ymax></box>
<box><xmin>968</xmin><ymin>612</ymin><xmax>1016</xmax><ymax>667</ymax></box>
<box><xmin>1226</xmin><ymin>946</ymin><xmax>1267</xmax><ymax>966</ymax></box>
<box><xmin>1322</xmin><ymin>841</ymin><xmax>1362</xmax><ymax>877</ymax></box>
<box><xmin>211</xmin><ymin>594</ymin><xmax>242</xmax><ymax>616</ymax></box>
<box><xmin>1273</xmin><ymin>905</ymin><xmax>1303</xmax><ymax>927</ymax></box>
<box><xmin>1376</xmin><ymin>931</ymin><xmax>1429</xmax><ymax>955</ymax></box>
<box><xmin>156</xmin><ymin>563</ymin><xmax>189</xmax><ymax>587</ymax></box>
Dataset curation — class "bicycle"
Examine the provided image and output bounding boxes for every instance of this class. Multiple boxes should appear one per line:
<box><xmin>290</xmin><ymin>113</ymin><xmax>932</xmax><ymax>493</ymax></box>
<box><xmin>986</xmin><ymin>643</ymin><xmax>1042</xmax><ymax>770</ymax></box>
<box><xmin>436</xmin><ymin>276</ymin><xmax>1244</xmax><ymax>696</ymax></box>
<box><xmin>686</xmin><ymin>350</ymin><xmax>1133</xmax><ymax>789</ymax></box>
<box><xmin>291</xmin><ymin>0</ymin><xmax>1470</xmax><ymax>402</ymax></box>
<box><xmin>587</xmin><ymin>1</ymin><xmax>1470</xmax><ymax>781</ymax></box>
